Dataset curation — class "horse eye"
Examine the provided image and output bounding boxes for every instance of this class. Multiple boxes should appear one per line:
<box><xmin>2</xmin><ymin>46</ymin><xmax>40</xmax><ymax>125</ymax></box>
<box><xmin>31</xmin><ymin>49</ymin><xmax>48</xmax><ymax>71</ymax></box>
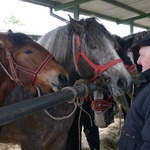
<box><xmin>24</xmin><ymin>49</ymin><xmax>32</xmax><ymax>54</ymax></box>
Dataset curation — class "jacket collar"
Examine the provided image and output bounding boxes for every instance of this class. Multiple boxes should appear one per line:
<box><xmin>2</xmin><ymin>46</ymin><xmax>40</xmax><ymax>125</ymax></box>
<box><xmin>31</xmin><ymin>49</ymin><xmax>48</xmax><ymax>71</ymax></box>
<box><xmin>141</xmin><ymin>69</ymin><xmax>150</xmax><ymax>82</ymax></box>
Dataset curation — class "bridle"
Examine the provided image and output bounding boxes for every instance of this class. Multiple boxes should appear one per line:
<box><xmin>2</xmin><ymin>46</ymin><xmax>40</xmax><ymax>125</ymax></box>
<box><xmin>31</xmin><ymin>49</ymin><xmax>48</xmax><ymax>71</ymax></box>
<box><xmin>0</xmin><ymin>48</ymin><xmax>53</xmax><ymax>86</ymax></box>
<box><xmin>125</xmin><ymin>48</ymin><xmax>138</xmax><ymax>74</ymax></box>
<box><xmin>74</xmin><ymin>34</ymin><xmax>122</xmax><ymax>111</ymax></box>
<box><xmin>75</xmin><ymin>35</ymin><xmax>123</xmax><ymax>82</ymax></box>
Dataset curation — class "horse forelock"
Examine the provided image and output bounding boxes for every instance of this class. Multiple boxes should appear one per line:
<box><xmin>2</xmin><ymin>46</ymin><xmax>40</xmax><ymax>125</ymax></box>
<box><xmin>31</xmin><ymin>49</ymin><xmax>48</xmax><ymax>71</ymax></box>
<box><xmin>38</xmin><ymin>25</ymin><xmax>71</xmax><ymax>64</ymax></box>
<box><xmin>8</xmin><ymin>32</ymin><xmax>32</xmax><ymax>47</ymax></box>
<box><xmin>38</xmin><ymin>18</ymin><xmax>115</xmax><ymax>65</ymax></box>
<box><xmin>80</xmin><ymin>17</ymin><xmax>114</xmax><ymax>51</ymax></box>
<box><xmin>133</xmin><ymin>31</ymin><xmax>150</xmax><ymax>43</ymax></box>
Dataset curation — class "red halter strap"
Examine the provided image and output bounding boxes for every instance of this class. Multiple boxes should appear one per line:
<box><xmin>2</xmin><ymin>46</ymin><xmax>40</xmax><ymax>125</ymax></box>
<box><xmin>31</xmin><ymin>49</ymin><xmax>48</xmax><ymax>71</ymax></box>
<box><xmin>75</xmin><ymin>35</ymin><xmax>123</xmax><ymax>82</ymax></box>
<box><xmin>6</xmin><ymin>51</ymin><xmax>53</xmax><ymax>85</ymax></box>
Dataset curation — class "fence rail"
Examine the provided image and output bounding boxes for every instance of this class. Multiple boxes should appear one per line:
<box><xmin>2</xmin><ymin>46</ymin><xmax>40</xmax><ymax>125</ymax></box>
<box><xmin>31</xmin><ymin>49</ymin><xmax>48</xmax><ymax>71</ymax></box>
<box><xmin>0</xmin><ymin>82</ymin><xmax>102</xmax><ymax>126</ymax></box>
<box><xmin>0</xmin><ymin>79</ymin><xmax>143</xmax><ymax>126</ymax></box>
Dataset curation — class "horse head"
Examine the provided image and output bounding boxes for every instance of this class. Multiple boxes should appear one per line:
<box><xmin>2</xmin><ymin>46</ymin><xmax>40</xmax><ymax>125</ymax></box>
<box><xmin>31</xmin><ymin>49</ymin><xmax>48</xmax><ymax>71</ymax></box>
<box><xmin>0</xmin><ymin>31</ymin><xmax>69</xmax><ymax>105</ymax></box>
<box><xmin>69</xmin><ymin>17</ymin><xmax>132</xmax><ymax>97</ymax></box>
<box><xmin>91</xmin><ymin>77</ymin><xmax>115</xmax><ymax>128</ymax></box>
<box><xmin>113</xmin><ymin>34</ymin><xmax>138</xmax><ymax>75</ymax></box>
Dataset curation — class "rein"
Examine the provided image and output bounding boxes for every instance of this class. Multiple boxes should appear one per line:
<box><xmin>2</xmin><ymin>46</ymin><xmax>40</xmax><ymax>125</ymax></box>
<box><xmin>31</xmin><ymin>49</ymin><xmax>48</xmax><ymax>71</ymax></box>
<box><xmin>0</xmin><ymin>49</ymin><xmax>53</xmax><ymax>86</ymax></box>
<box><xmin>75</xmin><ymin>35</ymin><xmax>123</xmax><ymax>82</ymax></box>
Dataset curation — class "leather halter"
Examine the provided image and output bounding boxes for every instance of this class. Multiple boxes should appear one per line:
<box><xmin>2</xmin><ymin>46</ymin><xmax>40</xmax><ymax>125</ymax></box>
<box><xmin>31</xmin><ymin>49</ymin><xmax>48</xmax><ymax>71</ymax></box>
<box><xmin>2</xmin><ymin>49</ymin><xmax>53</xmax><ymax>86</ymax></box>
<box><xmin>91</xmin><ymin>99</ymin><xmax>112</xmax><ymax>111</ymax></box>
<box><xmin>75</xmin><ymin>35</ymin><xmax>123</xmax><ymax>82</ymax></box>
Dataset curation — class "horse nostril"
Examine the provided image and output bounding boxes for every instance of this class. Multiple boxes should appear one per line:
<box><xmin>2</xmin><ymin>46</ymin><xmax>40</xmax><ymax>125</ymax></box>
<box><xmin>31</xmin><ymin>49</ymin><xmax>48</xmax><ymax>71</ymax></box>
<box><xmin>117</xmin><ymin>78</ymin><xmax>127</xmax><ymax>90</ymax></box>
<box><xmin>58</xmin><ymin>74</ymin><xmax>69</xmax><ymax>87</ymax></box>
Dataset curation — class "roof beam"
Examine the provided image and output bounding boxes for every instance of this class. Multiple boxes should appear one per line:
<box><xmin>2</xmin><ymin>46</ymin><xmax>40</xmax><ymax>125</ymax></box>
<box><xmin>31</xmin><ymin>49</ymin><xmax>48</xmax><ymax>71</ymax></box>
<box><xmin>100</xmin><ymin>0</ymin><xmax>150</xmax><ymax>27</ymax></box>
<box><xmin>22</xmin><ymin>0</ymin><xmax>150</xmax><ymax>29</ymax></box>
<box><xmin>101</xmin><ymin>0</ymin><xmax>145</xmax><ymax>15</ymax></box>
<box><xmin>54</xmin><ymin>0</ymin><xmax>92</xmax><ymax>11</ymax></box>
<box><xmin>21</xmin><ymin>0</ymin><xmax>56</xmax><ymax>7</ymax></box>
<box><xmin>78</xmin><ymin>8</ymin><xmax>150</xmax><ymax>29</ymax></box>
<box><xmin>117</xmin><ymin>13</ymin><xmax>150</xmax><ymax>24</ymax></box>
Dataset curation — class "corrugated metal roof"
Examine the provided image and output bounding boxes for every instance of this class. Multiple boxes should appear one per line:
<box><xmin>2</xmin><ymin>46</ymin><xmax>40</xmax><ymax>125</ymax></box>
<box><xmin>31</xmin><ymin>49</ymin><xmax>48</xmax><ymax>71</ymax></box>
<box><xmin>22</xmin><ymin>0</ymin><xmax>150</xmax><ymax>29</ymax></box>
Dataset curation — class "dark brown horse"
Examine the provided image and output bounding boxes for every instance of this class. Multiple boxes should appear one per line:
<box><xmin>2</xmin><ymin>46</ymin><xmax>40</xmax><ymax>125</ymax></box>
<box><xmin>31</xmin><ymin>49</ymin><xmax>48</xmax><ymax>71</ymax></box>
<box><xmin>1</xmin><ymin>85</ymin><xmax>76</xmax><ymax>150</ymax></box>
<box><xmin>0</xmin><ymin>31</ymin><xmax>69</xmax><ymax>106</ymax></box>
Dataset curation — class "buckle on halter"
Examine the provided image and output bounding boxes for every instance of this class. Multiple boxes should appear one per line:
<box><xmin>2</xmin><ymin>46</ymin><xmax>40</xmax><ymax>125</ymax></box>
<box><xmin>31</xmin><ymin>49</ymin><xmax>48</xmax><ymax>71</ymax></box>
<box><xmin>98</xmin><ymin>73</ymin><xmax>102</xmax><ymax>76</ymax></box>
<box><xmin>6</xmin><ymin>52</ymin><xmax>11</xmax><ymax>58</ymax></box>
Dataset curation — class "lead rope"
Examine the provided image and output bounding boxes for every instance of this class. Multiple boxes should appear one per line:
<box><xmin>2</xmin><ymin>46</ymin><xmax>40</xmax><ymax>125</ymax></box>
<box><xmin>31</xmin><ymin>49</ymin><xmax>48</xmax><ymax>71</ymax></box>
<box><xmin>44</xmin><ymin>105</ymin><xmax>77</xmax><ymax>120</ymax></box>
<box><xmin>36</xmin><ymin>79</ymin><xmax>93</xmax><ymax>150</ymax></box>
<box><xmin>74</xmin><ymin>80</ymin><xmax>93</xmax><ymax>126</ymax></box>
<box><xmin>45</xmin><ymin>87</ymin><xmax>78</xmax><ymax>120</ymax></box>
<box><xmin>77</xmin><ymin>98</ymin><xmax>83</xmax><ymax>150</ymax></box>
<box><xmin>0</xmin><ymin>61</ymin><xmax>15</xmax><ymax>81</ymax></box>
<box><xmin>75</xmin><ymin>98</ymin><xmax>93</xmax><ymax>150</ymax></box>
<box><xmin>113</xmin><ymin>96</ymin><xmax>122</xmax><ymax>136</ymax></box>
<box><xmin>35</xmin><ymin>86</ymin><xmax>77</xmax><ymax>120</ymax></box>
<box><xmin>73</xmin><ymin>79</ymin><xmax>93</xmax><ymax>150</ymax></box>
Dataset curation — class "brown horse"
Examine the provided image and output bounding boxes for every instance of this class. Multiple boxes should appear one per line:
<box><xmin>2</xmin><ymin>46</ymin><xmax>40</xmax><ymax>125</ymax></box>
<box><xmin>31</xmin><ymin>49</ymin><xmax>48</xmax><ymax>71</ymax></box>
<box><xmin>0</xmin><ymin>31</ymin><xmax>70</xmax><ymax>149</ymax></box>
<box><xmin>0</xmin><ymin>85</ymin><xmax>76</xmax><ymax>150</ymax></box>
<box><xmin>0</xmin><ymin>31</ymin><xmax>69</xmax><ymax>106</ymax></box>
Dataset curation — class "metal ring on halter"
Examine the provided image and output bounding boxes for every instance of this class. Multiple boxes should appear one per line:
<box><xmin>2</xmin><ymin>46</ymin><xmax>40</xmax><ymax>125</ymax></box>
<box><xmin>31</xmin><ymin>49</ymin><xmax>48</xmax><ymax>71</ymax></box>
<box><xmin>35</xmin><ymin>86</ymin><xmax>41</xmax><ymax>96</ymax></box>
<box><xmin>62</xmin><ymin>86</ymin><xmax>78</xmax><ymax>103</ymax></box>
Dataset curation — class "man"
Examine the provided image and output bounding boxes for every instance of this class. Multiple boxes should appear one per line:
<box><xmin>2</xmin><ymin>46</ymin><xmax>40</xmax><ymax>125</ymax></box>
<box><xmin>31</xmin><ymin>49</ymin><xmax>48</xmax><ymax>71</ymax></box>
<box><xmin>118</xmin><ymin>34</ymin><xmax>150</xmax><ymax>150</ymax></box>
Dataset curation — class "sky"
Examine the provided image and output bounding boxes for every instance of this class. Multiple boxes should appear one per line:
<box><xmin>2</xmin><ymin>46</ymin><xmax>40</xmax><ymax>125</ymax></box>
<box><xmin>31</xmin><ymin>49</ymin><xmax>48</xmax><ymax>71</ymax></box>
<box><xmin>0</xmin><ymin>0</ymin><xmax>146</xmax><ymax>37</ymax></box>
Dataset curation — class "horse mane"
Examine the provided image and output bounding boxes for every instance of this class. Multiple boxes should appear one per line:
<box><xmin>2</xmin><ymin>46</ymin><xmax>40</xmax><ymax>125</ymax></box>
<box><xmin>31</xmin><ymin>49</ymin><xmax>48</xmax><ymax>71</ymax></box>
<box><xmin>71</xmin><ymin>17</ymin><xmax>114</xmax><ymax>48</ymax></box>
<box><xmin>123</xmin><ymin>30</ymin><xmax>150</xmax><ymax>44</ymax></box>
<box><xmin>38</xmin><ymin>17</ymin><xmax>115</xmax><ymax>64</ymax></box>
<box><xmin>122</xmin><ymin>31</ymin><xmax>150</xmax><ymax>72</ymax></box>
<box><xmin>113</xmin><ymin>34</ymin><xmax>133</xmax><ymax>66</ymax></box>
<box><xmin>68</xmin><ymin>17</ymin><xmax>113</xmax><ymax>41</ymax></box>
<box><xmin>38</xmin><ymin>25</ymin><xmax>70</xmax><ymax>63</ymax></box>
<box><xmin>132</xmin><ymin>30</ymin><xmax>150</xmax><ymax>43</ymax></box>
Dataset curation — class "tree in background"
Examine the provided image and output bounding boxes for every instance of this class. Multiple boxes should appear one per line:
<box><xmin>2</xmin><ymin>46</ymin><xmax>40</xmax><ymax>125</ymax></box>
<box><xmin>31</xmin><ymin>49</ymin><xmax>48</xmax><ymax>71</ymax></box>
<box><xmin>3</xmin><ymin>13</ymin><xmax>25</xmax><ymax>25</ymax></box>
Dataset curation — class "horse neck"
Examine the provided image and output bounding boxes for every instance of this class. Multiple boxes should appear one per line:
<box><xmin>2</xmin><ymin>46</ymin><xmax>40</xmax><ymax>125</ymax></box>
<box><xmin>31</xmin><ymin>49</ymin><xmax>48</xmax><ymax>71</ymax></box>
<box><xmin>62</xmin><ymin>33</ymin><xmax>81</xmax><ymax>85</ymax></box>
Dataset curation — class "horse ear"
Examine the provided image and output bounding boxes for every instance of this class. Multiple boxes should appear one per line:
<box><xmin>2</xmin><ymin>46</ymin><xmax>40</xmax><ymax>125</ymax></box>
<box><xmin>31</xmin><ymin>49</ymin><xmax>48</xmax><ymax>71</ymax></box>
<box><xmin>7</xmin><ymin>29</ymin><xmax>13</xmax><ymax>35</ymax></box>
<box><xmin>69</xmin><ymin>15</ymin><xmax>84</xmax><ymax>34</ymax></box>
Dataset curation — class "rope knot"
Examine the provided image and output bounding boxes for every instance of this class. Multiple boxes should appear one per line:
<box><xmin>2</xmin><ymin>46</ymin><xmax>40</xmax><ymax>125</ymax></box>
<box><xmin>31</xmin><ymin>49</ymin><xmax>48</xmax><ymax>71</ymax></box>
<box><xmin>74</xmin><ymin>79</ymin><xmax>89</xmax><ymax>98</ymax></box>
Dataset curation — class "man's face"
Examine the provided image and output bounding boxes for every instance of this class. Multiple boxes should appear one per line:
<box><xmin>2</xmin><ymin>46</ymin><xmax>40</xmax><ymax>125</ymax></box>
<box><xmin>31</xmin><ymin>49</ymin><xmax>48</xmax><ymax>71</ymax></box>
<box><xmin>137</xmin><ymin>46</ymin><xmax>150</xmax><ymax>72</ymax></box>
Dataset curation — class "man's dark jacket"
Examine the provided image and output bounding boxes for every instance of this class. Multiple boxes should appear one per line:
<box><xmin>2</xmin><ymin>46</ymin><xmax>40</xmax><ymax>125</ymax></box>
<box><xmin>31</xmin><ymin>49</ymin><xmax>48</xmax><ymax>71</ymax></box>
<box><xmin>118</xmin><ymin>69</ymin><xmax>150</xmax><ymax>150</ymax></box>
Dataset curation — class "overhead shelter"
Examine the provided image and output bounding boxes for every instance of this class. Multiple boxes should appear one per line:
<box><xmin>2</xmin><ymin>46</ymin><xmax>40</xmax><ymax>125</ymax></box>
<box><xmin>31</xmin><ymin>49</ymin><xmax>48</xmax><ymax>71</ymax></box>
<box><xmin>22</xmin><ymin>0</ymin><xmax>150</xmax><ymax>33</ymax></box>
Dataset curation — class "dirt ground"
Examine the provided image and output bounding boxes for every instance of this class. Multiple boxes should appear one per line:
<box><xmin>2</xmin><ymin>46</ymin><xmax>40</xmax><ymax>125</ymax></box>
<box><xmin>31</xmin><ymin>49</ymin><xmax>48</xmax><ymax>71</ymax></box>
<box><xmin>0</xmin><ymin>117</ymin><xmax>124</xmax><ymax>150</ymax></box>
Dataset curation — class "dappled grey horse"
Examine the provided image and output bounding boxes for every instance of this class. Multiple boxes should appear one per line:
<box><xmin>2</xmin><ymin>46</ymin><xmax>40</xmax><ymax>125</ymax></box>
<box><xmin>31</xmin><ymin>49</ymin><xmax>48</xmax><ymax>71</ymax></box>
<box><xmin>38</xmin><ymin>16</ymin><xmax>131</xmax><ymax>150</ymax></box>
